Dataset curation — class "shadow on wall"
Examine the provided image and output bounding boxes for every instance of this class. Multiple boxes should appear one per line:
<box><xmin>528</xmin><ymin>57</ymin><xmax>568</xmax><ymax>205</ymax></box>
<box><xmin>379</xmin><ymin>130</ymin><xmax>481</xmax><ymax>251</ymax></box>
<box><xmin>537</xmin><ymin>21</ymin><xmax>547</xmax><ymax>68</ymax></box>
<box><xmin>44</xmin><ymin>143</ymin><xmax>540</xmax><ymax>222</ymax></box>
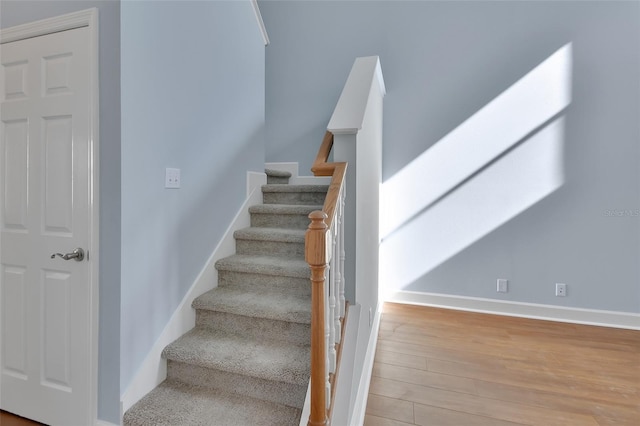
<box><xmin>380</xmin><ymin>43</ymin><xmax>573</xmax><ymax>296</ymax></box>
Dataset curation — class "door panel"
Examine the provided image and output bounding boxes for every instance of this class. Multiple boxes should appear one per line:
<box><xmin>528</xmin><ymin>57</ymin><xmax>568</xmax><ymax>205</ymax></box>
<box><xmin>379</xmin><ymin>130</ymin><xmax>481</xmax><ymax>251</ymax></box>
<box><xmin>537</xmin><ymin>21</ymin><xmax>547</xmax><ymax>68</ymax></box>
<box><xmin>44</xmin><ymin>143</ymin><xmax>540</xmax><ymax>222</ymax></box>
<box><xmin>43</xmin><ymin>115</ymin><xmax>74</xmax><ymax>234</ymax></box>
<box><xmin>2</xmin><ymin>119</ymin><xmax>28</xmax><ymax>230</ymax></box>
<box><xmin>1</xmin><ymin>25</ymin><xmax>93</xmax><ymax>426</ymax></box>
<box><xmin>3</xmin><ymin>60</ymin><xmax>28</xmax><ymax>100</ymax></box>
<box><xmin>1</xmin><ymin>266</ymin><xmax>27</xmax><ymax>376</ymax></box>
<box><xmin>42</xmin><ymin>270</ymin><xmax>71</xmax><ymax>390</ymax></box>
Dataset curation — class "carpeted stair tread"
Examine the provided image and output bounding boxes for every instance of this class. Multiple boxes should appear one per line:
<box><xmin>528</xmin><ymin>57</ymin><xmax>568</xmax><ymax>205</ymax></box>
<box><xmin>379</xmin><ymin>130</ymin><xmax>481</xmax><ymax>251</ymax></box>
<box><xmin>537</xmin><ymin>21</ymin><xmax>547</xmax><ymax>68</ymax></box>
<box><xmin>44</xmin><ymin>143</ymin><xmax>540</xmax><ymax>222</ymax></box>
<box><xmin>234</xmin><ymin>226</ymin><xmax>306</xmax><ymax>243</ymax></box>
<box><xmin>265</xmin><ymin>169</ymin><xmax>292</xmax><ymax>185</ymax></box>
<box><xmin>162</xmin><ymin>328</ymin><xmax>310</xmax><ymax>386</ymax></box>
<box><xmin>123</xmin><ymin>380</ymin><xmax>301</xmax><ymax>426</ymax></box>
<box><xmin>264</xmin><ymin>168</ymin><xmax>292</xmax><ymax>178</ymax></box>
<box><xmin>215</xmin><ymin>254</ymin><xmax>309</xmax><ymax>278</ymax></box>
<box><xmin>249</xmin><ymin>203</ymin><xmax>323</xmax><ymax>215</ymax></box>
<box><xmin>192</xmin><ymin>286</ymin><xmax>311</xmax><ymax>324</ymax></box>
<box><xmin>261</xmin><ymin>184</ymin><xmax>329</xmax><ymax>193</ymax></box>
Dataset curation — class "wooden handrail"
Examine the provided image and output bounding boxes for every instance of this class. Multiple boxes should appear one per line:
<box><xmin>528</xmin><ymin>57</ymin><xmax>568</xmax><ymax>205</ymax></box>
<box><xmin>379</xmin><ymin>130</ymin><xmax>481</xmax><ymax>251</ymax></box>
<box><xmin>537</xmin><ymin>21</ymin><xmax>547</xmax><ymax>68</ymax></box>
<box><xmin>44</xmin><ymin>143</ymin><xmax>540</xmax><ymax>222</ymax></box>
<box><xmin>320</xmin><ymin>162</ymin><xmax>346</xmax><ymax>230</ymax></box>
<box><xmin>305</xmin><ymin>130</ymin><xmax>348</xmax><ymax>426</ymax></box>
<box><xmin>312</xmin><ymin>132</ymin><xmax>347</xmax><ymax>229</ymax></box>
<box><xmin>311</xmin><ymin>131</ymin><xmax>336</xmax><ymax>177</ymax></box>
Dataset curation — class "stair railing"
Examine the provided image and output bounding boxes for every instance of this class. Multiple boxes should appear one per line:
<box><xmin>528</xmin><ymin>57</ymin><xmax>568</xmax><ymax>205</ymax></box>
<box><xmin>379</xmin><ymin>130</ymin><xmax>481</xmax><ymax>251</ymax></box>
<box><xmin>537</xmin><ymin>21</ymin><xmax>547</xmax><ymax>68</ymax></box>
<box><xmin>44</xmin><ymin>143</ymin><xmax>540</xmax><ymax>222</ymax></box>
<box><xmin>305</xmin><ymin>131</ymin><xmax>347</xmax><ymax>426</ymax></box>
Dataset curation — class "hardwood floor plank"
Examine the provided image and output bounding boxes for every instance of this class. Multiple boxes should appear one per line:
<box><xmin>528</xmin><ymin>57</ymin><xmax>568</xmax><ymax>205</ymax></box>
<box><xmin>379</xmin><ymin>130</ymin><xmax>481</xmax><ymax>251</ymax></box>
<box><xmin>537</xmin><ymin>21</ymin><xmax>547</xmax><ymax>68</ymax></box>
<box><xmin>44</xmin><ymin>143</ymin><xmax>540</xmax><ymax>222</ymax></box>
<box><xmin>428</xmin><ymin>357</ymin><xmax>638</xmax><ymax>405</ymax></box>
<box><xmin>370</xmin><ymin>377</ymin><xmax>598</xmax><ymax>426</ymax></box>
<box><xmin>369</xmin><ymin>376</ymin><xmax>601</xmax><ymax>426</ymax></box>
<box><xmin>413</xmin><ymin>403</ymin><xmax>528</xmax><ymax>426</ymax></box>
<box><xmin>474</xmin><ymin>379</ymin><xmax>640</xmax><ymax>424</ymax></box>
<box><xmin>375</xmin><ymin>337</ymin><xmax>533</xmax><ymax>368</ymax></box>
<box><xmin>374</xmin><ymin>349</ymin><xmax>428</xmax><ymax>370</ymax></box>
<box><xmin>372</xmin><ymin>362</ymin><xmax>477</xmax><ymax>394</ymax></box>
<box><xmin>594</xmin><ymin>415</ymin><xmax>640</xmax><ymax>426</ymax></box>
<box><xmin>501</xmin><ymin>357</ymin><xmax>639</xmax><ymax>394</ymax></box>
<box><xmin>365</xmin><ymin>394</ymin><xmax>414</xmax><ymax>423</ymax></box>
<box><xmin>0</xmin><ymin>411</ymin><xmax>43</xmax><ymax>426</ymax></box>
<box><xmin>363</xmin><ymin>414</ymin><xmax>414</xmax><ymax>426</ymax></box>
<box><xmin>378</xmin><ymin>326</ymin><xmax>562</xmax><ymax>365</ymax></box>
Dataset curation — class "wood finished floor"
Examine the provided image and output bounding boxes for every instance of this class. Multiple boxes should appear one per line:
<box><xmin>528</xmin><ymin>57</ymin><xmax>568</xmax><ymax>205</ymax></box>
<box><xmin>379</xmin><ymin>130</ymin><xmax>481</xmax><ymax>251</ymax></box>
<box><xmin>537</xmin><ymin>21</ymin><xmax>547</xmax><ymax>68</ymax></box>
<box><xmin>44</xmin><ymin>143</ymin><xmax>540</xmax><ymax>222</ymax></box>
<box><xmin>0</xmin><ymin>411</ymin><xmax>44</xmax><ymax>426</ymax></box>
<box><xmin>365</xmin><ymin>303</ymin><xmax>640</xmax><ymax>426</ymax></box>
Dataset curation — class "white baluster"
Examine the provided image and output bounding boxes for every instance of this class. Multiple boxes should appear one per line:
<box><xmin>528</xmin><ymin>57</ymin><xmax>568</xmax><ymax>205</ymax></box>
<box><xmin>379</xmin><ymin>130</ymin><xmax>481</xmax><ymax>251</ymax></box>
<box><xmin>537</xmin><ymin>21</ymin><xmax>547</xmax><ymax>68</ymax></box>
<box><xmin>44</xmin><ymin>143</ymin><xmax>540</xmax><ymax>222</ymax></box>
<box><xmin>339</xmin><ymin>190</ymin><xmax>346</xmax><ymax>319</ymax></box>
<box><xmin>325</xmin><ymin>262</ymin><xmax>331</xmax><ymax>409</ymax></box>
<box><xmin>328</xmin><ymin>248</ymin><xmax>337</xmax><ymax>373</ymax></box>
<box><xmin>334</xmin><ymin>193</ymin><xmax>343</xmax><ymax>342</ymax></box>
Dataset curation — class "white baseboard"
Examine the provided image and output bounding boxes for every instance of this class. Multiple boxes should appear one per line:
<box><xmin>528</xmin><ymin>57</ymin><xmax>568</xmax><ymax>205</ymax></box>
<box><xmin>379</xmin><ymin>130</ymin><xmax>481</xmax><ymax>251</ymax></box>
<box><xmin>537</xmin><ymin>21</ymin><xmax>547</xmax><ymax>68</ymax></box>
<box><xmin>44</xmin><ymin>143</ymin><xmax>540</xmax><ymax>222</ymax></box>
<box><xmin>120</xmin><ymin>171</ymin><xmax>267</xmax><ymax>415</ymax></box>
<box><xmin>96</xmin><ymin>420</ymin><xmax>119</xmax><ymax>426</ymax></box>
<box><xmin>387</xmin><ymin>290</ymin><xmax>640</xmax><ymax>330</ymax></box>
<box><xmin>297</xmin><ymin>382</ymin><xmax>311</xmax><ymax>426</ymax></box>
<box><xmin>350</xmin><ymin>302</ymin><xmax>382</xmax><ymax>426</ymax></box>
<box><xmin>247</xmin><ymin>171</ymin><xmax>265</xmax><ymax>198</ymax></box>
<box><xmin>265</xmin><ymin>162</ymin><xmax>331</xmax><ymax>185</ymax></box>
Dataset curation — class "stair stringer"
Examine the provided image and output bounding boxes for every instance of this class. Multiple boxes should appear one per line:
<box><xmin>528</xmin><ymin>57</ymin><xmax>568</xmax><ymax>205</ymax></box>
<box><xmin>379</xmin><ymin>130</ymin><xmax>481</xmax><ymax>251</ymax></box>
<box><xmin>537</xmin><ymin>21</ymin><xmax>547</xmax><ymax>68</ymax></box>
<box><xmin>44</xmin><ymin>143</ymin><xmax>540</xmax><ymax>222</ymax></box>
<box><xmin>120</xmin><ymin>171</ymin><xmax>266</xmax><ymax>419</ymax></box>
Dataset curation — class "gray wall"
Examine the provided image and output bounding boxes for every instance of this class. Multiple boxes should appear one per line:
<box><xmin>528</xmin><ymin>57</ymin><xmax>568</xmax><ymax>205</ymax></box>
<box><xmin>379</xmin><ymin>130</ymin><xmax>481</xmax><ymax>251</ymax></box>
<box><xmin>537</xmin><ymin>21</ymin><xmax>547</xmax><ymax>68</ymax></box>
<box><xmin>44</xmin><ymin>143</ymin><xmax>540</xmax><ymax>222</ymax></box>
<box><xmin>261</xmin><ymin>1</ymin><xmax>640</xmax><ymax>313</ymax></box>
<box><xmin>120</xmin><ymin>0</ymin><xmax>265</xmax><ymax>396</ymax></box>
<box><xmin>0</xmin><ymin>0</ymin><xmax>122</xmax><ymax>423</ymax></box>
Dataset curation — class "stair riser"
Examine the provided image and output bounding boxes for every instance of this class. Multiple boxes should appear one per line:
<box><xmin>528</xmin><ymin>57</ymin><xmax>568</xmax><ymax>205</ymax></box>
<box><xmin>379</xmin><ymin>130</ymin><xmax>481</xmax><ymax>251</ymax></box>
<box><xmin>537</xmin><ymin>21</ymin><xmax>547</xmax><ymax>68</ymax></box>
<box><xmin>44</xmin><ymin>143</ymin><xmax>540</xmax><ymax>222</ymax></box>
<box><xmin>263</xmin><ymin>192</ymin><xmax>326</xmax><ymax>205</ymax></box>
<box><xmin>196</xmin><ymin>310</ymin><xmax>310</xmax><ymax>345</ymax></box>
<box><xmin>266</xmin><ymin>176</ymin><xmax>290</xmax><ymax>184</ymax></box>
<box><xmin>236</xmin><ymin>239</ymin><xmax>305</xmax><ymax>258</ymax></box>
<box><xmin>250</xmin><ymin>212</ymin><xmax>313</xmax><ymax>230</ymax></box>
<box><xmin>217</xmin><ymin>271</ymin><xmax>311</xmax><ymax>297</ymax></box>
<box><xmin>167</xmin><ymin>360</ymin><xmax>307</xmax><ymax>409</ymax></box>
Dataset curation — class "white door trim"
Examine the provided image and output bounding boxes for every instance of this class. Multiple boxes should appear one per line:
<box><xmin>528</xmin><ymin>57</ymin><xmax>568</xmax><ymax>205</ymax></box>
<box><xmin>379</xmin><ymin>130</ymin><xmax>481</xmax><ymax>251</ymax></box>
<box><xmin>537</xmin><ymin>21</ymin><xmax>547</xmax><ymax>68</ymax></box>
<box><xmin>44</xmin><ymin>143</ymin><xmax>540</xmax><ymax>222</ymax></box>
<box><xmin>1</xmin><ymin>8</ymin><xmax>100</xmax><ymax>424</ymax></box>
<box><xmin>0</xmin><ymin>9</ymin><xmax>97</xmax><ymax>45</ymax></box>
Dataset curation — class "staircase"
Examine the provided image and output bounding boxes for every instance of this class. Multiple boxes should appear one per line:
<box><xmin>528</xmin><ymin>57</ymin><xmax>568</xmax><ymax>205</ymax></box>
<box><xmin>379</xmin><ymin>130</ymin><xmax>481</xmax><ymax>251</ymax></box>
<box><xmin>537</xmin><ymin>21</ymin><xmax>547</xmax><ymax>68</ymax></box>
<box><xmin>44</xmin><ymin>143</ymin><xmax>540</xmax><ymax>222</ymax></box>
<box><xmin>124</xmin><ymin>170</ymin><xmax>329</xmax><ymax>426</ymax></box>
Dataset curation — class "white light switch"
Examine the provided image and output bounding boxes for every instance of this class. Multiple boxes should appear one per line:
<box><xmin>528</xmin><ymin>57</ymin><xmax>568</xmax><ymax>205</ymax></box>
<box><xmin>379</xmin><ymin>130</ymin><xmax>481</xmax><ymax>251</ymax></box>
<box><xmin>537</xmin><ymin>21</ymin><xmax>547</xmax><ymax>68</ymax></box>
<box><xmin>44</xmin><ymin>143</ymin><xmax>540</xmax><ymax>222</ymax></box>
<box><xmin>165</xmin><ymin>168</ymin><xmax>180</xmax><ymax>189</ymax></box>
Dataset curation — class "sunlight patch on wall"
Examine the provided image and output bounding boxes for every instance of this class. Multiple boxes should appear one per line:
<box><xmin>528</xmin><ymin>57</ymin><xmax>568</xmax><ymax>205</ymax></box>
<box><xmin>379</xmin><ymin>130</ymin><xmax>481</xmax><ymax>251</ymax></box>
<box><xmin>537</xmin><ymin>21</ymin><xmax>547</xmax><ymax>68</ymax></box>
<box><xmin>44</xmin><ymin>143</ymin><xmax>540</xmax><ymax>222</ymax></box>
<box><xmin>380</xmin><ymin>116</ymin><xmax>566</xmax><ymax>294</ymax></box>
<box><xmin>381</xmin><ymin>43</ymin><xmax>573</xmax><ymax>238</ymax></box>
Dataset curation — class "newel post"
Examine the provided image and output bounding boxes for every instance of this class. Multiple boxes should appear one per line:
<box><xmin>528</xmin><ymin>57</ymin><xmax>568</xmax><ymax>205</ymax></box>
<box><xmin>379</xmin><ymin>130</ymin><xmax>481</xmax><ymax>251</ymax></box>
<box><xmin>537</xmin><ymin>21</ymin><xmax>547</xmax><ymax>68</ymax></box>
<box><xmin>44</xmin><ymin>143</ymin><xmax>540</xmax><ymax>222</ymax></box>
<box><xmin>306</xmin><ymin>211</ymin><xmax>329</xmax><ymax>426</ymax></box>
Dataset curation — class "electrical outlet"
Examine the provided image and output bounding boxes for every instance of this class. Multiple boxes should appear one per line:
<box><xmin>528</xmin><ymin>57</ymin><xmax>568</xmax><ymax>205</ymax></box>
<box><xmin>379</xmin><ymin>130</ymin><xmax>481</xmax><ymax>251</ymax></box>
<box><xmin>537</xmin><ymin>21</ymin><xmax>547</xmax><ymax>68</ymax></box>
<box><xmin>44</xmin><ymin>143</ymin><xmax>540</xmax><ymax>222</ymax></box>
<box><xmin>497</xmin><ymin>279</ymin><xmax>508</xmax><ymax>293</ymax></box>
<box><xmin>555</xmin><ymin>283</ymin><xmax>567</xmax><ymax>297</ymax></box>
<box><xmin>165</xmin><ymin>168</ymin><xmax>181</xmax><ymax>189</ymax></box>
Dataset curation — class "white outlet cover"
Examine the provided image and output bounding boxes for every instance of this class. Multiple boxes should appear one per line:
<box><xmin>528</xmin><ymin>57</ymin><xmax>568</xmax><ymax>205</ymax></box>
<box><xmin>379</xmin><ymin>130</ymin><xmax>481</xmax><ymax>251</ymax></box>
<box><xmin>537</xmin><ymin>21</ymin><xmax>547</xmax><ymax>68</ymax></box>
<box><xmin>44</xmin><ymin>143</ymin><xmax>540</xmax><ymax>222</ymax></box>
<box><xmin>165</xmin><ymin>168</ymin><xmax>181</xmax><ymax>189</ymax></box>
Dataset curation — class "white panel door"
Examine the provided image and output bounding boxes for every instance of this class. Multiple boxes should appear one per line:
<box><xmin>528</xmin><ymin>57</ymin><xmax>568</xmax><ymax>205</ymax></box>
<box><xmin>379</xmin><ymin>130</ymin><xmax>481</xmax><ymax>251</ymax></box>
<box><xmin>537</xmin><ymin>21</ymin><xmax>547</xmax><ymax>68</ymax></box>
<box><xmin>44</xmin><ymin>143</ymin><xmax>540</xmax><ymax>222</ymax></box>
<box><xmin>0</xmin><ymin>26</ymin><xmax>93</xmax><ymax>426</ymax></box>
